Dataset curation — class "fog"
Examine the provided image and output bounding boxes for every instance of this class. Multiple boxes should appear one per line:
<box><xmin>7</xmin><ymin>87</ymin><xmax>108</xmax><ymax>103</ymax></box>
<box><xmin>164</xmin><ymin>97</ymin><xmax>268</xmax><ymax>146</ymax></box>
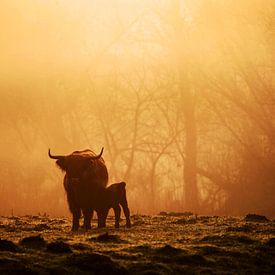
<box><xmin>0</xmin><ymin>0</ymin><xmax>274</xmax><ymax>216</ymax></box>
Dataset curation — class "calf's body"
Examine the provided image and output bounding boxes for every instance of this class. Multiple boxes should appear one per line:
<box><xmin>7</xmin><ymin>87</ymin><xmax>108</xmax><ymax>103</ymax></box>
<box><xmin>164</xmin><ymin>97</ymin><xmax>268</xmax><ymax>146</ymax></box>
<box><xmin>93</xmin><ymin>182</ymin><xmax>131</xmax><ymax>228</ymax></box>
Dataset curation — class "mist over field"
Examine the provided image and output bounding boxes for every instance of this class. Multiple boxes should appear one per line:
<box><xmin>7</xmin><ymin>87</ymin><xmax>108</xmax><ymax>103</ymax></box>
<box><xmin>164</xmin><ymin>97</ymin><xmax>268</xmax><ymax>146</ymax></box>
<box><xmin>0</xmin><ymin>0</ymin><xmax>274</xmax><ymax>217</ymax></box>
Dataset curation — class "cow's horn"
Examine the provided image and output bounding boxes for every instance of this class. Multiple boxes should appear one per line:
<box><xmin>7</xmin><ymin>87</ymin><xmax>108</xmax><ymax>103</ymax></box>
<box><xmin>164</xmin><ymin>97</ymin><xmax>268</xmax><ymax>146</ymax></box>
<box><xmin>90</xmin><ymin>147</ymin><xmax>104</xmax><ymax>159</ymax></box>
<box><xmin>48</xmin><ymin>149</ymin><xmax>65</xmax><ymax>160</ymax></box>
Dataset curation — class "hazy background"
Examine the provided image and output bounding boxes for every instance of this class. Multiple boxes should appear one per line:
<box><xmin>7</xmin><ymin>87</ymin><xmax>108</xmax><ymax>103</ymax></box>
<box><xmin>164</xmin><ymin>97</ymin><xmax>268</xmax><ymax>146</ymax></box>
<box><xmin>0</xmin><ymin>0</ymin><xmax>274</xmax><ymax>216</ymax></box>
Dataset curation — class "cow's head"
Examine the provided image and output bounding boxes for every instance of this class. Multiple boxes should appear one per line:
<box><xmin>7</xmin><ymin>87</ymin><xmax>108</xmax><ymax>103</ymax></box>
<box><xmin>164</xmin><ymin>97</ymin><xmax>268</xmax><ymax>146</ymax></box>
<box><xmin>48</xmin><ymin>148</ymin><xmax>104</xmax><ymax>179</ymax></box>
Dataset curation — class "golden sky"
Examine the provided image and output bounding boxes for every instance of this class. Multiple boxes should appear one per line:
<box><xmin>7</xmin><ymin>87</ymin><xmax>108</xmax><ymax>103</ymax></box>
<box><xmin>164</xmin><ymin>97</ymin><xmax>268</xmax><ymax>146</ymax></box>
<box><xmin>0</xmin><ymin>0</ymin><xmax>148</xmax><ymax>79</ymax></box>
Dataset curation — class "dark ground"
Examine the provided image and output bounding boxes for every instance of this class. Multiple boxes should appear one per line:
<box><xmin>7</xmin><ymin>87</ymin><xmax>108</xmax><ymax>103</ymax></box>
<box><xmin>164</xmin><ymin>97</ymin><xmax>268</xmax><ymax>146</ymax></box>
<box><xmin>0</xmin><ymin>213</ymin><xmax>274</xmax><ymax>274</ymax></box>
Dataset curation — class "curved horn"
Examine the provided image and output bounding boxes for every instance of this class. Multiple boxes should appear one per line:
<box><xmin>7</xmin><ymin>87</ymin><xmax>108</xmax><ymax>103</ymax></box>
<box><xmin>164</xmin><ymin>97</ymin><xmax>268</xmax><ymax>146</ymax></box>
<box><xmin>90</xmin><ymin>147</ymin><xmax>104</xmax><ymax>160</ymax></box>
<box><xmin>48</xmin><ymin>149</ymin><xmax>65</xmax><ymax>160</ymax></box>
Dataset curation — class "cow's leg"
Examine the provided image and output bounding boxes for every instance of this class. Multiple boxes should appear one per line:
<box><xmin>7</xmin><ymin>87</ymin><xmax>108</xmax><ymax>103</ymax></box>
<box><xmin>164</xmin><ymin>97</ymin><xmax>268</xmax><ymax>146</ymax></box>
<box><xmin>121</xmin><ymin>199</ymin><xmax>131</xmax><ymax>227</ymax></box>
<box><xmin>113</xmin><ymin>205</ymin><xmax>121</xmax><ymax>228</ymax></box>
<box><xmin>66</xmin><ymin>192</ymin><xmax>81</xmax><ymax>231</ymax></box>
<box><xmin>83</xmin><ymin>209</ymin><xmax>93</xmax><ymax>230</ymax></box>
<box><xmin>72</xmin><ymin>208</ymin><xmax>81</xmax><ymax>231</ymax></box>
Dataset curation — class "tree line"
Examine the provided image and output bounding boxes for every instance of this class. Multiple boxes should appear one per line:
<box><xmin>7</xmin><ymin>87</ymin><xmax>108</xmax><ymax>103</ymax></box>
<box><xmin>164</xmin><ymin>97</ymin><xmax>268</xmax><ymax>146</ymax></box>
<box><xmin>0</xmin><ymin>0</ymin><xmax>274</xmax><ymax>216</ymax></box>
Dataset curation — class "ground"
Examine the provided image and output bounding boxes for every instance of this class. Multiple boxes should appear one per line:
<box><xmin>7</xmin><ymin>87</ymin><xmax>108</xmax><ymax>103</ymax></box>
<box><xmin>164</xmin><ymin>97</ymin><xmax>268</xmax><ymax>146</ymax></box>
<box><xmin>0</xmin><ymin>213</ymin><xmax>274</xmax><ymax>274</ymax></box>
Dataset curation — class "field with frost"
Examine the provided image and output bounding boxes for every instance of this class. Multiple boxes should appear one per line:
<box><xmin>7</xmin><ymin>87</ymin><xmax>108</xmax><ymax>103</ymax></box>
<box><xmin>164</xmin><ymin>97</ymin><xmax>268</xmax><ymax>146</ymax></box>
<box><xmin>0</xmin><ymin>213</ymin><xmax>274</xmax><ymax>274</ymax></box>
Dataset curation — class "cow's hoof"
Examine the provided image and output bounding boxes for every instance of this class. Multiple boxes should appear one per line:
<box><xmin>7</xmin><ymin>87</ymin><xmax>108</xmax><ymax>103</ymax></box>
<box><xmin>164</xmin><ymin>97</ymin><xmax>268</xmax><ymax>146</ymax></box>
<box><xmin>97</xmin><ymin>225</ymin><xmax>105</xmax><ymax>228</ymax></box>
<box><xmin>71</xmin><ymin>225</ymin><xmax>79</xmax><ymax>231</ymax></box>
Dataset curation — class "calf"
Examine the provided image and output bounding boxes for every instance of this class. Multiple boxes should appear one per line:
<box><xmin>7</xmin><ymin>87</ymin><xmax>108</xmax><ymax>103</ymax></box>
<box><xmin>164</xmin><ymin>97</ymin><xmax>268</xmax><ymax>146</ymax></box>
<box><xmin>93</xmin><ymin>182</ymin><xmax>131</xmax><ymax>228</ymax></box>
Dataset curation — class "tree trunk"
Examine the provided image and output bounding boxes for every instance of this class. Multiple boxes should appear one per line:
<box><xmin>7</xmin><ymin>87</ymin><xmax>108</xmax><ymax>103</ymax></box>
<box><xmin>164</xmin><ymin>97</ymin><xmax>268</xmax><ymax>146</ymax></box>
<box><xmin>181</xmin><ymin>84</ymin><xmax>199</xmax><ymax>212</ymax></box>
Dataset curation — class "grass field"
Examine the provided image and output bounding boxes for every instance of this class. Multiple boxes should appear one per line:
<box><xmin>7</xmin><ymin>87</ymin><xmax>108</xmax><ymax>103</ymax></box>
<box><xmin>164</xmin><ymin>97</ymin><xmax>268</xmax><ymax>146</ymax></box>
<box><xmin>0</xmin><ymin>213</ymin><xmax>274</xmax><ymax>274</ymax></box>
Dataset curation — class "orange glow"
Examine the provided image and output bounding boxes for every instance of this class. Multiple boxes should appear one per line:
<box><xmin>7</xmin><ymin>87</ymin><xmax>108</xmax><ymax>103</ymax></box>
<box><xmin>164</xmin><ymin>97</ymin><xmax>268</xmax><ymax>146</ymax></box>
<box><xmin>0</xmin><ymin>0</ymin><xmax>274</xmax><ymax>216</ymax></box>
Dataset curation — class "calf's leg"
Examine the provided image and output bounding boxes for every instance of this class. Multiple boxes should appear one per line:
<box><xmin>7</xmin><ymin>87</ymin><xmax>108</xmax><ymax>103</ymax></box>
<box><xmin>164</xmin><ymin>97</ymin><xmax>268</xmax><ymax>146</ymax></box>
<box><xmin>113</xmin><ymin>205</ymin><xmax>121</xmax><ymax>228</ymax></box>
<box><xmin>97</xmin><ymin>209</ymin><xmax>108</xmax><ymax>228</ymax></box>
<box><xmin>121</xmin><ymin>199</ymin><xmax>131</xmax><ymax>227</ymax></box>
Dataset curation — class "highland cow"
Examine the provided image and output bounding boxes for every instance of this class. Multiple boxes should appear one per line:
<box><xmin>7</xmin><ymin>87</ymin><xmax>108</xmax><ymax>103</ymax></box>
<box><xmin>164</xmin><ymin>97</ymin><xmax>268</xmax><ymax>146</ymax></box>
<box><xmin>49</xmin><ymin>148</ymin><xmax>108</xmax><ymax>231</ymax></box>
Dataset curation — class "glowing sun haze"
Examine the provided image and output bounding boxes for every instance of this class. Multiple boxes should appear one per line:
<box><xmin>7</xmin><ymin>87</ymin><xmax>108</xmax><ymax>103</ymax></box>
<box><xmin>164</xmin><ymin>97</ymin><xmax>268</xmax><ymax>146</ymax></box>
<box><xmin>0</xmin><ymin>0</ymin><xmax>274</xmax><ymax>216</ymax></box>
<box><xmin>0</xmin><ymin>0</ymin><xmax>150</xmax><ymax>78</ymax></box>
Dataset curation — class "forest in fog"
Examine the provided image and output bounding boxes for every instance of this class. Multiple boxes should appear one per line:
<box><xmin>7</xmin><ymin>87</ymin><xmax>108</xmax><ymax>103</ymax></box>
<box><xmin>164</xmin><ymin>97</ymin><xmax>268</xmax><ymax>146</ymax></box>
<box><xmin>0</xmin><ymin>0</ymin><xmax>274</xmax><ymax>216</ymax></box>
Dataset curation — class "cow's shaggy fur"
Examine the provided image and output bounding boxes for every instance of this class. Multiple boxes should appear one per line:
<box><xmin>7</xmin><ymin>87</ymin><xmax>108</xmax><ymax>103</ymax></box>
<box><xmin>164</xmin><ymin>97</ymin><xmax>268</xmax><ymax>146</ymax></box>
<box><xmin>49</xmin><ymin>148</ymin><xmax>108</xmax><ymax>231</ymax></box>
